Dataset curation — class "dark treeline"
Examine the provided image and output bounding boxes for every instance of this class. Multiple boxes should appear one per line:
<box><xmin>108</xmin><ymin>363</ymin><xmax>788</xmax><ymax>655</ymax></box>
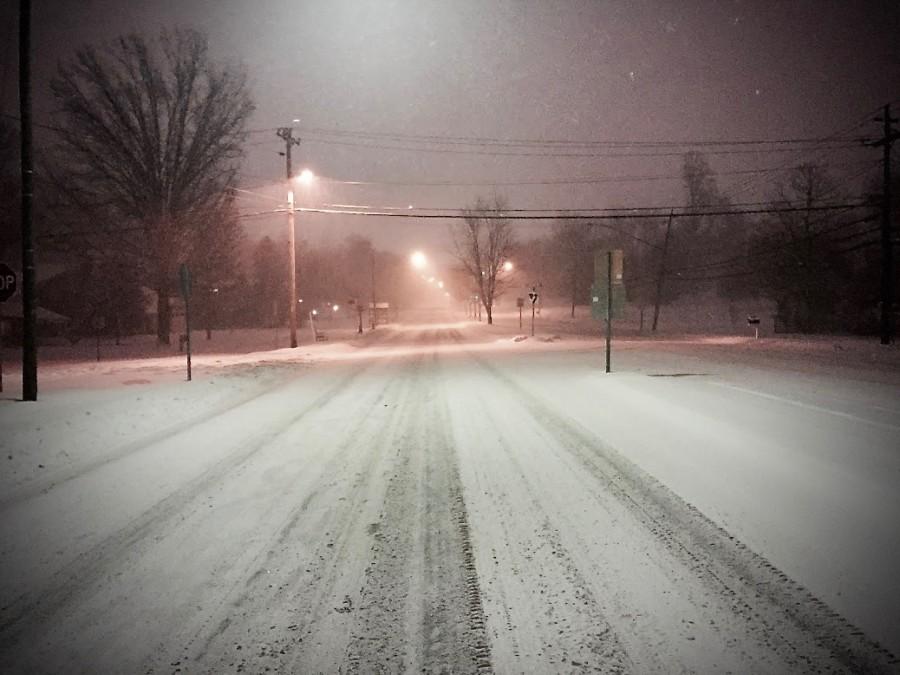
<box><xmin>506</xmin><ymin>151</ymin><xmax>894</xmax><ymax>335</ymax></box>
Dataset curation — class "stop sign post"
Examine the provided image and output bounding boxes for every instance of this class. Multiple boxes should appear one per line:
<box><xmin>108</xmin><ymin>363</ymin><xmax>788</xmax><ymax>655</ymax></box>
<box><xmin>0</xmin><ymin>263</ymin><xmax>16</xmax><ymax>302</ymax></box>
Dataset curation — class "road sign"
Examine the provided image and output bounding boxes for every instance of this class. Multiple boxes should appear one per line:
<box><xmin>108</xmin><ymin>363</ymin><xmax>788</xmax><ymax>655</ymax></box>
<box><xmin>516</xmin><ymin>297</ymin><xmax>525</xmax><ymax>308</ymax></box>
<box><xmin>528</xmin><ymin>288</ymin><xmax>539</xmax><ymax>304</ymax></box>
<box><xmin>0</xmin><ymin>263</ymin><xmax>16</xmax><ymax>302</ymax></box>
<box><xmin>591</xmin><ymin>282</ymin><xmax>626</xmax><ymax>319</ymax></box>
<box><xmin>594</xmin><ymin>249</ymin><xmax>624</xmax><ymax>286</ymax></box>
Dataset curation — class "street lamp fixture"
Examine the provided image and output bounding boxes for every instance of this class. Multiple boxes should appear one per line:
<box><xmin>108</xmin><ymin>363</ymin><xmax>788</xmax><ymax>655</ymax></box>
<box><xmin>503</xmin><ymin>261</ymin><xmax>514</xmax><ymax>272</ymax></box>
<box><xmin>410</xmin><ymin>251</ymin><xmax>427</xmax><ymax>269</ymax></box>
<box><xmin>297</xmin><ymin>168</ymin><xmax>315</xmax><ymax>186</ymax></box>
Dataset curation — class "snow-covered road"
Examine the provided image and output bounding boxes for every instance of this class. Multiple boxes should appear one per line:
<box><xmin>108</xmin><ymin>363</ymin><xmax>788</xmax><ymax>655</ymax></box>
<box><xmin>1</xmin><ymin>324</ymin><xmax>899</xmax><ymax>673</ymax></box>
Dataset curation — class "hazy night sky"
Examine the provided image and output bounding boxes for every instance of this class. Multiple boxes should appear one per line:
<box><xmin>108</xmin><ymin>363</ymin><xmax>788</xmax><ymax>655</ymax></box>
<box><xmin>2</xmin><ymin>1</ymin><xmax>899</xmax><ymax>259</ymax></box>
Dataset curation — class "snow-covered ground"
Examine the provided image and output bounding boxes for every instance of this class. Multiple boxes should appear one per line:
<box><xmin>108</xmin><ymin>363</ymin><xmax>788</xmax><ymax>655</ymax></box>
<box><xmin>1</xmin><ymin>315</ymin><xmax>899</xmax><ymax>673</ymax></box>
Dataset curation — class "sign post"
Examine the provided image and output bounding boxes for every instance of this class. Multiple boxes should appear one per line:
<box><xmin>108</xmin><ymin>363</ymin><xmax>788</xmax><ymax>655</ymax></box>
<box><xmin>179</xmin><ymin>263</ymin><xmax>192</xmax><ymax>381</ymax></box>
<box><xmin>528</xmin><ymin>287</ymin><xmax>539</xmax><ymax>336</ymax></box>
<box><xmin>747</xmin><ymin>315</ymin><xmax>761</xmax><ymax>340</ymax></box>
<box><xmin>591</xmin><ymin>250</ymin><xmax>624</xmax><ymax>373</ymax></box>
<box><xmin>0</xmin><ymin>263</ymin><xmax>18</xmax><ymax>393</ymax></box>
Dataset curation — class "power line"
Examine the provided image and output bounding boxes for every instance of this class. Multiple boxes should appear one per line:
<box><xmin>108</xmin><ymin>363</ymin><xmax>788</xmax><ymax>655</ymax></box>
<box><xmin>624</xmin><ymin>213</ymin><xmax>879</xmax><ymax>285</ymax></box>
<box><xmin>298</xmin><ymin>135</ymin><xmax>858</xmax><ymax>159</ymax></box>
<box><xmin>318</xmin><ymin>198</ymin><xmax>868</xmax><ymax>215</ymax></box>
<box><xmin>284</xmin><ymin>124</ymin><xmax>863</xmax><ymax>149</ymax></box>
<box><xmin>281</xmin><ymin>202</ymin><xmax>867</xmax><ymax>220</ymax></box>
<box><xmin>727</xmin><ymin>104</ymin><xmax>889</xmax><ymax>201</ymax></box>
<box><xmin>310</xmin><ymin>160</ymin><xmax>875</xmax><ymax>188</ymax></box>
<box><xmin>659</xmin><ymin>213</ymin><xmax>878</xmax><ymax>276</ymax></box>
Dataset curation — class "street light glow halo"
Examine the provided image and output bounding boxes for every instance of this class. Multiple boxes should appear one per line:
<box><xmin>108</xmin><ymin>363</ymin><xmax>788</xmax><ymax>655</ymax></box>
<box><xmin>410</xmin><ymin>251</ymin><xmax>427</xmax><ymax>269</ymax></box>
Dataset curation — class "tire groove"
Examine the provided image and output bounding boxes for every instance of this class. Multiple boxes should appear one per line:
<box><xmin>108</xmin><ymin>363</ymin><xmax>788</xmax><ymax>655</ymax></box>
<box><xmin>0</xmin><ymin>365</ymin><xmax>367</xmax><ymax>661</ymax></box>
<box><xmin>465</xmin><ymin>349</ymin><xmax>898</xmax><ymax>673</ymax></box>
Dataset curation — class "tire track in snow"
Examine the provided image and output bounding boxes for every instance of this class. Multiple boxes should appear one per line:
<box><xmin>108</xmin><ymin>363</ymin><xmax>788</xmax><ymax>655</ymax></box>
<box><xmin>467</xmin><ymin>351</ymin><xmax>899</xmax><ymax>673</ymax></box>
<box><xmin>154</xmin><ymin>344</ymin><xmax>435</xmax><ymax>674</ymax></box>
<box><xmin>162</xmin><ymin>358</ymin><xmax>414</xmax><ymax>674</ymax></box>
<box><xmin>342</xmin><ymin>347</ymin><xmax>492</xmax><ymax>673</ymax></box>
<box><xmin>453</xmin><ymin>379</ymin><xmax>633</xmax><ymax>673</ymax></box>
<box><xmin>0</xmin><ymin>364</ymin><xmax>307</xmax><ymax>513</ymax></box>
<box><xmin>0</xmin><ymin>365</ymin><xmax>369</xmax><ymax>667</ymax></box>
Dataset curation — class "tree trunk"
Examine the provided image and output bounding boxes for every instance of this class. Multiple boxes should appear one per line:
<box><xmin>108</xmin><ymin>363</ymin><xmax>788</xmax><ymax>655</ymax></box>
<box><xmin>486</xmin><ymin>304</ymin><xmax>493</xmax><ymax>325</ymax></box>
<box><xmin>157</xmin><ymin>288</ymin><xmax>171</xmax><ymax>345</ymax></box>
<box><xmin>571</xmin><ymin>273</ymin><xmax>577</xmax><ymax>318</ymax></box>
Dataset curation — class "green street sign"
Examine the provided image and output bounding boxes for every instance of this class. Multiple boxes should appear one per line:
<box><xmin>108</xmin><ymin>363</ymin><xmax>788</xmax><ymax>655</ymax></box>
<box><xmin>591</xmin><ymin>282</ymin><xmax>626</xmax><ymax>320</ymax></box>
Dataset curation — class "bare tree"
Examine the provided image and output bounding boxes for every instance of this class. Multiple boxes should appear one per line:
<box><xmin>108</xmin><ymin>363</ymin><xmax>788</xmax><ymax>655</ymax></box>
<box><xmin>550</xmin><ymin>218</ymin><xmax>596</xmax><ymax>318</ymax></box>
<box><xmin>753</xmin><ymin>163</ymin><xmax>850</xmax><ymax>332</ymax></box>
<box><xmin>451</xmin><ymin>196</ymin><xmax>516</xmax><ymax>325</ymax></box>
<box><xmin>49</xmin><ymin>28</ymin><xmax>254</xmax><ymax>344</ymax></box>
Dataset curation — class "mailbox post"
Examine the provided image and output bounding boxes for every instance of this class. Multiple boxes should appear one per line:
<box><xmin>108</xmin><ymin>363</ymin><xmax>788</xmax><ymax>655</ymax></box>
<box><xmin>747</xmin><ymin>315</ymin><xmax>761</xmax><ymax>340</ymax></box>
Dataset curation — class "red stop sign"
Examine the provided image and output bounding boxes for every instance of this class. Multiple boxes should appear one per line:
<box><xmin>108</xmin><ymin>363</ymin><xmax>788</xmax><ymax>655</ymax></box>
<box><xmin>0</xmin><ymin>263</ymin><xmax>16</xmax><ymax>302</ymax></box>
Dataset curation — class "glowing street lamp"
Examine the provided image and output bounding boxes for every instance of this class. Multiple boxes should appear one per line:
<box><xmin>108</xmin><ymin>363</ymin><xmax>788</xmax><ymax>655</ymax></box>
<box><xmin>410</xmin><ymin>251</ymin><xmax>427</xmax><ymax>269</ymax></box>
<box><xmin>503</xmin><ymin>260</ymin><xmax>514</xmax><ymax>272</ymax></box>
<box><xmin>297</xmin><ymin>168</ymin><xmax>315</xmax><ymax>186</ymax></box>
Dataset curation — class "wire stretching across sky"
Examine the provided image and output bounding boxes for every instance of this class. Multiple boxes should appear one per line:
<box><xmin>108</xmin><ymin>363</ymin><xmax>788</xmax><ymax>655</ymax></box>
<box><xmin>301</xmin><ymin>159</ymin><xmax>876</xmax><ymax>189</ymax></box>
<box><xmin>241</xmin><ymin>202</ymin><xmax>870</xmax><ymax>220</ymax></box>
<box><xmin>293</xmin><ymin>135</ymin><xmax>859</xmax><ymax>159</ymax></box>
<box><xmin>247</xmin><ymin>124</ymin><xmax>863</xmax><ymax>149</ymax></box>
<box><xmin>725</xmin><ymin>102</ymin><xmax>890</xmax><ymax>201</ymax></box>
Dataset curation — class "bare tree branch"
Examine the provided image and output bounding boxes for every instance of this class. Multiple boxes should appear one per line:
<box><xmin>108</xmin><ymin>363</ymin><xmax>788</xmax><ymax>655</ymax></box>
<box><xmin>49</xmin><ymin>27</ymin><xmax>254</xmax><ymax>344</ymax></box>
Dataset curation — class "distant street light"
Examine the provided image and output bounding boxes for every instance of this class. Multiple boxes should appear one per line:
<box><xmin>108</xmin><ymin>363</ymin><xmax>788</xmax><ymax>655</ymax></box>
<box><xmin>332</xmin><ymin>304</ymin><xmax>339</xmax><ymax>312</ymax></box>
<box><xmin>297</xmin><ymin>168</ymin><xmax>315</xmax><ymax>186</ymax></box>
<box><xmin>410</xmin><ymin>251</ymin><xmax>427</xmax><ymax>269</ymax></box>
<box><xmin>503</xmin><ymin>261</ymin><xmax>514</xmax><ymax>272</ymax></box>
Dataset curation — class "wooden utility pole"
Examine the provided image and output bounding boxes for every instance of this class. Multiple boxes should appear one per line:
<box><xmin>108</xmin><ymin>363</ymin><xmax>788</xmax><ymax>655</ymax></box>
<box><xmin>605</xmin><ymin>251</ymin><xmax>612</xmax><ymax>373</ymax></box>
<box><xmin>277</xmin><ymin>127</ymin><xmax>301</xmax><ymax>348</ymax></box>
<box><xmin>651</xmin><ymin>211</ymin><xmax>674</xmax><ymax>333</ymax></box>
<box><xmin>19</xmin><ymin>0</ymin><xmax>37</xmax><ymax>400</ymax></box>
<box><xmin>869</xmin><ymin>105</ymin><xmax>899</xmax><ymax>345</ymax></box>
<box><xmin>370</xmin><ymin>249</ymin><xmax>377</xmax><ymax>329</ymax></box>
